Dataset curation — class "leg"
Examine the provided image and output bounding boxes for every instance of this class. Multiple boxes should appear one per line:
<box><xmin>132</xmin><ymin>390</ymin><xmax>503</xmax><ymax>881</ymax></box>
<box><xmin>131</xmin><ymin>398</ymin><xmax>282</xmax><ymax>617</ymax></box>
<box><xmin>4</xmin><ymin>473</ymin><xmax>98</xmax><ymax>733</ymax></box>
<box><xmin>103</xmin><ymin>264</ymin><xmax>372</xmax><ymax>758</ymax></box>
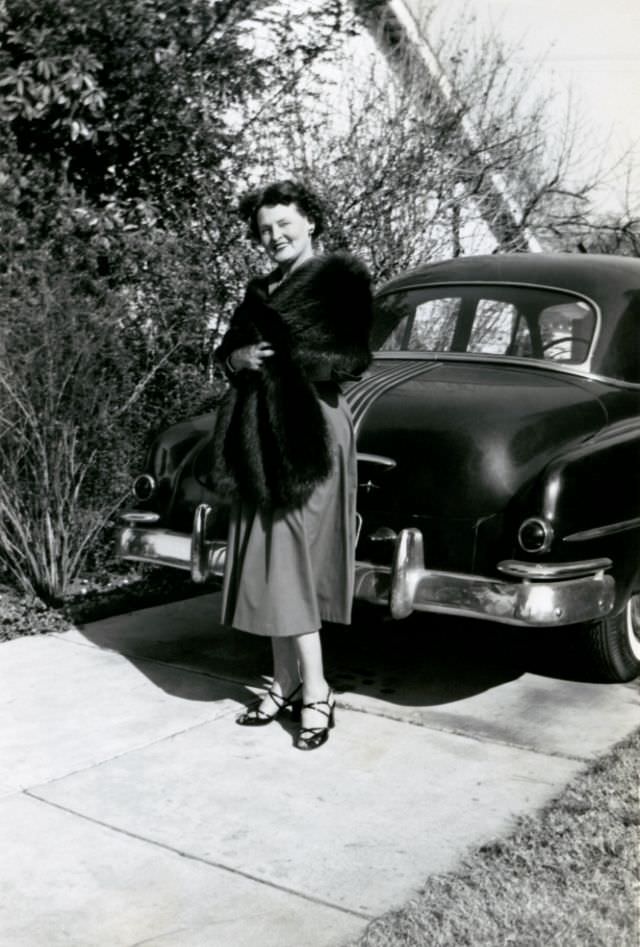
<box><xmin>293</xmin><ymin>631</ymin><xmax>328</xmax><ymax>704</ymax></box>
<box><xmin>236</xmin><ymin>630</ymin><xmax>334</xmax><ymax>741</ymax></box>
<box><xmin>249</xmin><ymin>637</ymin><xmax>302</xmax><ymax>718</ymax></box>
<box><xmin>236</xmin><ymin>637</ymin><xmax>302</xmax><ymax>725</ymax></box>
<box><xmin>260</xmin><ymin>631</ymin><xmax>327</xmax><ymax>711</ymax></box>
<box><xmin>269</xmin><ymin>637</ymin><xmax>303</xmax><ymax>700</ymax></box>
<box><xmin>294</xmin><ymin>631</ymin><xmax>334</xmax><ymax>747</ymax></box>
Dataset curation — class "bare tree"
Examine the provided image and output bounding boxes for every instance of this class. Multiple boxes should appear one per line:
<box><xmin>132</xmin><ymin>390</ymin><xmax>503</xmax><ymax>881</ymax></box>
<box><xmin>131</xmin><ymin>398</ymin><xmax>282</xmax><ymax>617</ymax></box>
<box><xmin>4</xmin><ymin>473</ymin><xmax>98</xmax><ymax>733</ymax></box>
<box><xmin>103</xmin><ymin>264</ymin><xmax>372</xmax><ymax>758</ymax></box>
<box><xmin>231</xmin><ymin>1</ymin><xmax>614</xmax><ymax>280</ymax></box>
<box><xmin>553</xmin><ymin>164</ymin><xmax>640</xmax><ymax>258</ymax></box>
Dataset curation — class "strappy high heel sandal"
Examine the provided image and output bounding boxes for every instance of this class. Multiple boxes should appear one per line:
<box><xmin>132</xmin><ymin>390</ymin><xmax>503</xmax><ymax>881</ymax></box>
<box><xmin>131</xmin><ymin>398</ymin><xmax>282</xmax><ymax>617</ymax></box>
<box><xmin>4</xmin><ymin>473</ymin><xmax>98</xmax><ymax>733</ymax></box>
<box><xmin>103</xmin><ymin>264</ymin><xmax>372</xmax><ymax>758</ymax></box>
<box><xmin>295</xmin><ymin>689</ymin><xmax>335</xmax><ymax>750</ymax></box>
<box><xmin>236</xmin><ymin>684</ymin><xmax>303</xmax><ymax>727</ymax></box>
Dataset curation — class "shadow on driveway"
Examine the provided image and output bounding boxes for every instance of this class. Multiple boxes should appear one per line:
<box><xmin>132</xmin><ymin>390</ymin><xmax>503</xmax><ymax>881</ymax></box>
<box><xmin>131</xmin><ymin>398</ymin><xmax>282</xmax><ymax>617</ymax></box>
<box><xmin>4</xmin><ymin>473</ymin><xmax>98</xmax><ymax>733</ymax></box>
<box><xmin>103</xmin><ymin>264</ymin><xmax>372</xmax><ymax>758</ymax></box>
<box><xmin>75</xmin><ymin>593</ymin><xmax>537</xmax><ymax>710</ymax></box>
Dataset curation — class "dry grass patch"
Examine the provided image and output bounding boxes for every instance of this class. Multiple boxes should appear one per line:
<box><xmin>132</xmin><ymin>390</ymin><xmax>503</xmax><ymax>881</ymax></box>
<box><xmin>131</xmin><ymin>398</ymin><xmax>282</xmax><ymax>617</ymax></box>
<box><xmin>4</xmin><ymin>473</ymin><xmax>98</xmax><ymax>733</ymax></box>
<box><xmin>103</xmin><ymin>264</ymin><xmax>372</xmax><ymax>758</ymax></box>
<box><xmin>349</xmin><ymin>726</ymin><xmax>640</xmax><ymax>947</ymax></box>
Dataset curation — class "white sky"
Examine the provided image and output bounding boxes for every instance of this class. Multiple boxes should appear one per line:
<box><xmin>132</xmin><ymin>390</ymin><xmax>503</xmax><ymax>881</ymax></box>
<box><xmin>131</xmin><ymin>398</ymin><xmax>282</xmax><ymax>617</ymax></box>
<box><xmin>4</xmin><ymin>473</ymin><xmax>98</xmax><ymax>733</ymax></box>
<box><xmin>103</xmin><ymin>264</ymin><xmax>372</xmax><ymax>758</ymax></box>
<box><xmin>424</xmin><ymin>0</ymin><xmax>640</xmax><ymax>212</ymax></box>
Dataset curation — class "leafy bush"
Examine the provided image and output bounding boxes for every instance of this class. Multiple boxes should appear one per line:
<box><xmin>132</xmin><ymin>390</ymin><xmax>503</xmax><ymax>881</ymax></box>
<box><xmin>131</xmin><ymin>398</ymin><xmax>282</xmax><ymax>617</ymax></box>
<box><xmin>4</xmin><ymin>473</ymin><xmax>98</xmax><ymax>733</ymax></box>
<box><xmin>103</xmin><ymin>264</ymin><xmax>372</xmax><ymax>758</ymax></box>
<box><xmin>0</xmin><ymin>176</ymin><xmax>225</xmax><ymax>602</ymax></box>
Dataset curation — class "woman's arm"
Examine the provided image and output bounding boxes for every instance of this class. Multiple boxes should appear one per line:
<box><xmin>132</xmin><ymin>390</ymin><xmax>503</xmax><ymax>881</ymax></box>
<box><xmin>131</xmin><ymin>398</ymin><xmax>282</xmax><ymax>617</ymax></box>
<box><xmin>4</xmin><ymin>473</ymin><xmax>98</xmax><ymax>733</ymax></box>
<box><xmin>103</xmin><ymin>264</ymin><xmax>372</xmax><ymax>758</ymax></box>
<box><xmin>214</xmin><ymin>281</ymin><xmax>276</xmax><ymax>375</ymax></box>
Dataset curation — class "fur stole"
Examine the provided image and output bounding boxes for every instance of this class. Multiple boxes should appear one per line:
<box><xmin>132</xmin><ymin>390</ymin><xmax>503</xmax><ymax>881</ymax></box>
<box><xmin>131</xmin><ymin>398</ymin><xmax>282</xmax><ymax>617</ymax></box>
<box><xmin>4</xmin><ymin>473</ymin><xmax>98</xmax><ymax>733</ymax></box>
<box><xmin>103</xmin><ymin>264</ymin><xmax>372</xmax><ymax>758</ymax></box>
<box><xmin>211</xmin><ymin>252</ymin><xmax>373</xmax><ymax>511</ymax></box>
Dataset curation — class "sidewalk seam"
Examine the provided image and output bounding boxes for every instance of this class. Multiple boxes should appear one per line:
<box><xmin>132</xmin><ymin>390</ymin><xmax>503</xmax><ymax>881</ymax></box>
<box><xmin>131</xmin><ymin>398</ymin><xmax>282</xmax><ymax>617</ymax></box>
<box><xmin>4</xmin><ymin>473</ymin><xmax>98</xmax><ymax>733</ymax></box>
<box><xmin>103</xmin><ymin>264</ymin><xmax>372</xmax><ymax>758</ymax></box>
<box><xmin>19</xmin><ymin>709</ymin><xmax>242</xmax><ymax>793</ymax></box>
<box><xmin>336</xmin><ymin>702</ymin><xmax>592</xmax><ymax>762</ymax></box>
<box><xmin>22</xmin><ymin>789</ymin><xmax>373</xmax><ymax>922</ymax></box>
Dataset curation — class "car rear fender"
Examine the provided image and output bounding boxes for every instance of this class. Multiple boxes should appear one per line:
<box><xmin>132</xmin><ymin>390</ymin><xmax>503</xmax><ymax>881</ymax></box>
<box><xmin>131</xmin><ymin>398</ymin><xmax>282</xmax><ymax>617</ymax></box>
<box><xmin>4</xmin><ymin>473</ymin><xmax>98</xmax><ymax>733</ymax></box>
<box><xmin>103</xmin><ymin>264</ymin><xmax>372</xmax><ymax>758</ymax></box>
<box><xmin>134</xmin><ymin>412</ymin><xmax>216</xmax><ymax>512</ymax></box>
<box><xmin>530</xmin><ymin>421</ymin><xmax>640</xmax><ymax>606</ymax></box>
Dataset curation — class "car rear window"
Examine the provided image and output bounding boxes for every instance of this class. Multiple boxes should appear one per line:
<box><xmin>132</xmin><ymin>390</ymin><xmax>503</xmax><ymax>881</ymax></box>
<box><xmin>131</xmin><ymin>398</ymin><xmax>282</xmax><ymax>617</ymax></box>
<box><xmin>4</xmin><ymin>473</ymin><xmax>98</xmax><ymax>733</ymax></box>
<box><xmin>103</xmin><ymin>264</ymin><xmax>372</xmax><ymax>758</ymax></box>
<box><xmin>373</xmin><ymin>285</ymin><xmax>597</xmax><ymax>365</ymax></box>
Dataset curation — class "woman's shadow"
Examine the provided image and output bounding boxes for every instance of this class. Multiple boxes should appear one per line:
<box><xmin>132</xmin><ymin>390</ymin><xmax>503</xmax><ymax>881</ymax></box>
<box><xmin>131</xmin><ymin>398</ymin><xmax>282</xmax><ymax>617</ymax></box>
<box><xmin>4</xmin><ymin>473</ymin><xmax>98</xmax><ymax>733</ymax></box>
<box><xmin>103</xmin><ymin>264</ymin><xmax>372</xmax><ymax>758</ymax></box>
<box><xmin>76</xmin><ymin>591</ymin><xmax>267</xmax><ymax>709</ymax></box>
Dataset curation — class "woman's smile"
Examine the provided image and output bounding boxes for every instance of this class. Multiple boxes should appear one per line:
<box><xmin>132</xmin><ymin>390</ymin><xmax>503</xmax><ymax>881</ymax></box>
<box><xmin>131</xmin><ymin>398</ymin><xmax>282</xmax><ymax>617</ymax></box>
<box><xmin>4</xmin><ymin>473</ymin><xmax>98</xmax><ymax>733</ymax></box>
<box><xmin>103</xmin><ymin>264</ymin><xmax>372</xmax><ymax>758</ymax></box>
<box><xmin>257</xmin><ymin>202</ymin><xmax>315</xmax><ymax>271</ymax></box>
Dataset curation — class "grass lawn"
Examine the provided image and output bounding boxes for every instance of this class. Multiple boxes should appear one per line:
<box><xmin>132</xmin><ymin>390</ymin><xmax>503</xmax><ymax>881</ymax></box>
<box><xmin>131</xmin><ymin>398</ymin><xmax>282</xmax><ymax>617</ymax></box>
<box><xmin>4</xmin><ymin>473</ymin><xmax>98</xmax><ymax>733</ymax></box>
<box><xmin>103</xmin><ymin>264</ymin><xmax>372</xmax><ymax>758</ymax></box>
<box><xmin>348</xmin><ymin>726</ymin><xmax>639</xmax><ymax>947</ymax></box>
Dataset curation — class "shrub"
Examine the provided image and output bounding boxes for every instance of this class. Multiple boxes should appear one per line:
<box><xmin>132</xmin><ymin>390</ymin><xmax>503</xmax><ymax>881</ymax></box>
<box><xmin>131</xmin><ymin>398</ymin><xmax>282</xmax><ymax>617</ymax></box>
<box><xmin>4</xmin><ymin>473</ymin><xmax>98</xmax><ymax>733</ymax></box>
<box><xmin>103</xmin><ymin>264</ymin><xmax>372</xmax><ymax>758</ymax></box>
<box><xmin>0</xmin><ymin>181</ymin><xmax>225</xmax><ymax>602</ymax></box>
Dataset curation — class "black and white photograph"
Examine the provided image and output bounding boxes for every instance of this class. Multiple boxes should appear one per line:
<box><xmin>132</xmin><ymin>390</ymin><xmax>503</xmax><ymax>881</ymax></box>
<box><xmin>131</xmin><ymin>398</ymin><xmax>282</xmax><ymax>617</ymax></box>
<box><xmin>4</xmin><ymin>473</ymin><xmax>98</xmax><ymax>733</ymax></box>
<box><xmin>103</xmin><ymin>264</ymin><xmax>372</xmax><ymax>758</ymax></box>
<box><xmin>0</xmin><ymin>1</ymin><xmax>638</xmax><ymax>944</ymax></box>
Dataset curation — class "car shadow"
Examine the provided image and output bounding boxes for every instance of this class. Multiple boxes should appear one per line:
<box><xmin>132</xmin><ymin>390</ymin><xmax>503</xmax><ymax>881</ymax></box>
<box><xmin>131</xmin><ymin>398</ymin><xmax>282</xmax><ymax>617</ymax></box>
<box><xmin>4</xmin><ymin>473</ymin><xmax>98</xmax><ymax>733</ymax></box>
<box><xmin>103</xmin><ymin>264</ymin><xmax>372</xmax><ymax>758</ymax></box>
<box><xmin>75</xmin><ymin>594</ymin><xmax>533</xmax><ymax>709</ymax></box>
<box><xmin>322</xmin><ymin>607</ymin><xmax>528</xmax><ymax>706</ymax></box>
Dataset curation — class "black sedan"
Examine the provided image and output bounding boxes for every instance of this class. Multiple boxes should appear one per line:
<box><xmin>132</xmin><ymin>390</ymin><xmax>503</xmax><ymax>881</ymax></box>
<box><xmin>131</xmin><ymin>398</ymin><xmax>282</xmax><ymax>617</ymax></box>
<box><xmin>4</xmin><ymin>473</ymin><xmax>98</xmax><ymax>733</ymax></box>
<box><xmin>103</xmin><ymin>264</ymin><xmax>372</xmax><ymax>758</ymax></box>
<box><xmin>116</xmin><ymin>253</ymin><xmax>640</xmax><ymax>683</ymax></box>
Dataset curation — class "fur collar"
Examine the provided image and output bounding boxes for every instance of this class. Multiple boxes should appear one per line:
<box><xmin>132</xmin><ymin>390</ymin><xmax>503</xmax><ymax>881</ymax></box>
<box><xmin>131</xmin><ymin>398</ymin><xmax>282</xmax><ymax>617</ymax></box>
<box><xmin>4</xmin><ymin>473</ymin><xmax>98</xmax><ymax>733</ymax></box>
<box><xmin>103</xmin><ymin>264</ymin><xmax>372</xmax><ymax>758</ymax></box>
<box><xmin>211</xmin><ymin>252</ymin><xmax>373</xmax><ymax>510</ymax></box>
<box><xmin>219</xmin><ymin>251</ymin><xmax>373</xmax><ymax>380</ymax></box>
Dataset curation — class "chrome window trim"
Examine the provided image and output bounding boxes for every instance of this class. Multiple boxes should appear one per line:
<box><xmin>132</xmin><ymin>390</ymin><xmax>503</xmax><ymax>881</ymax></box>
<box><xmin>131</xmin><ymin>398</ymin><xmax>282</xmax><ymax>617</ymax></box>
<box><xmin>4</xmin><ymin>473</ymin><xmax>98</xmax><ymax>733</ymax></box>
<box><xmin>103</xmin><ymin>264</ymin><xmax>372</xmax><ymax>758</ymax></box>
<box><xmin>375</xmin><ymin>279</ymin><xmax>604</xmax><ymax>376</ymax></box>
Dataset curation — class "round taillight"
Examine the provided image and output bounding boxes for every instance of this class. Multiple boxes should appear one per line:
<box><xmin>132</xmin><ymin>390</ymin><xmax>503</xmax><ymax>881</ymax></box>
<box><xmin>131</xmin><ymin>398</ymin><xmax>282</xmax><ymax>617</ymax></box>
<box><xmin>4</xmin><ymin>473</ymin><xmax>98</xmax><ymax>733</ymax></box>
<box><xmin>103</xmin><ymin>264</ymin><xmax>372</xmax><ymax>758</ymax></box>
<box><xmin>518</xmin><ymin>517</ymin><xmax>554</xmax><ymax>554</ymax></box>
<box><xmin>132</xmin><ymin>474</ymin><xmax>156</xmax><ymax>502</ymax></box>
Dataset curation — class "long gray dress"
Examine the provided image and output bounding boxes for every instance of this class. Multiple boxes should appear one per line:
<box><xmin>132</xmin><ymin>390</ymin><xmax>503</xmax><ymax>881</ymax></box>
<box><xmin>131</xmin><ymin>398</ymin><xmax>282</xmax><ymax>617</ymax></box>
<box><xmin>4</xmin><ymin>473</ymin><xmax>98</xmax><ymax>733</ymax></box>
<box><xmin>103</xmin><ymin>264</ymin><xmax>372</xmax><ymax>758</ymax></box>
<box><xmin>221</xmin><ymin>386</ymin><xmax>357</xmax><ymax>637</ymax></box>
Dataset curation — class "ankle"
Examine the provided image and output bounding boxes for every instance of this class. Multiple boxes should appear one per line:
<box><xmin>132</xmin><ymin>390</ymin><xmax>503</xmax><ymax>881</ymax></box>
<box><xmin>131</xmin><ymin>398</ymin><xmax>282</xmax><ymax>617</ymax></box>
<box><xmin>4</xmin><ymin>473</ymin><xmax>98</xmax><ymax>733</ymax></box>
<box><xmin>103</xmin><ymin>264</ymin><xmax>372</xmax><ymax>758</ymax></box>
<box><xmin>302</xmin><ymin>682</ymin><xmax>332</xmax><ymax>705</ymax></box>
<box><xmin>270</xmin><ymin>678</ymin><xmax>302</xmax><ymax>698</ymax></box>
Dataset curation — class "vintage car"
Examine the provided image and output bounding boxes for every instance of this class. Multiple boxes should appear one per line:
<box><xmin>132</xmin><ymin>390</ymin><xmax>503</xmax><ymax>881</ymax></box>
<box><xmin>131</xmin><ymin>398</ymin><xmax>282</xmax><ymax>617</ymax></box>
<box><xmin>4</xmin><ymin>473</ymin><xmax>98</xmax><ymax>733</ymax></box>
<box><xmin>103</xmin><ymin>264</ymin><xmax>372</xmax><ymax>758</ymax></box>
<box><xmin>116</xmin><ymin>253</ymin><xmax>640</xmax><ymax>683</ymax></box>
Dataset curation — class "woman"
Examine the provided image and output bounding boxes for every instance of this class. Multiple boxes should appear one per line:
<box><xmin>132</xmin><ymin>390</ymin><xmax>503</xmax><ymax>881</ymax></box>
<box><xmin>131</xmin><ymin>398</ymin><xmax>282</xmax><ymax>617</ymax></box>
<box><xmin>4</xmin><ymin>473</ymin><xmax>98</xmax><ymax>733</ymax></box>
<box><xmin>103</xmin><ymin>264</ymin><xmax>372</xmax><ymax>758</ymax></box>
<box><xmin>213</xmin><ymin>180</ymin><xmax>373</xmax><ymax>750</ymax></box>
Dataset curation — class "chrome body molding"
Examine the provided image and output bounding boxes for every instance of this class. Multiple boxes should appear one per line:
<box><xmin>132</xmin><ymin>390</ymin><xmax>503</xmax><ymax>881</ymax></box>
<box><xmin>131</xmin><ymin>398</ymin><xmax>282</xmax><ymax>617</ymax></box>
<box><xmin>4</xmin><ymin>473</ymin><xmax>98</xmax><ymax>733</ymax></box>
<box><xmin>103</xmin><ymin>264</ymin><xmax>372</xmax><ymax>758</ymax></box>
<box><xmin>357</xmin><ymin>452</ymin><xmax>397</xmax><ymax>494</ymax></box>
<box><xmin>374</xmin><ymin>350</ymin><xmax>640</xmax><ymax>392</ymax></box>
<box><xmin>497</xmin><ymin>558</ymin><xmax>612</xmax><ymax>580</ymax></box>
<box><xmin>356</xmin><ymin>452</ymin><xmax>397</xmax><ymax>469</ymax></box>
<box><xmin>563</xmin><ymin>517</ymin><xmax>640</xmax><ymax>543</ymax></box>
<box><xmin>345</xmin><ymin>362</ymin><xmax>440</xmax><ymax>435</ymax></box>
<box><xmin>115</xmin><ymin>513</ymin><xmax>615</xmax><ymax>629</ymax></box>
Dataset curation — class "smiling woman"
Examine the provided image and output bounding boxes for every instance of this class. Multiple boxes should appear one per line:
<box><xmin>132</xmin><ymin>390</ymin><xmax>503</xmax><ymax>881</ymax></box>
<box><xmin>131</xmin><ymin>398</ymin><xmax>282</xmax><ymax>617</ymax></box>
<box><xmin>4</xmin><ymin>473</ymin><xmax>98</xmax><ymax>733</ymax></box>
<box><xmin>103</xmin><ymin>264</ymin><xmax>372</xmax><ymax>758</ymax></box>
<box><xmin>211</xmin><ymin>179</ymin><xmax>373</xmax><ymax>750</ymax></box>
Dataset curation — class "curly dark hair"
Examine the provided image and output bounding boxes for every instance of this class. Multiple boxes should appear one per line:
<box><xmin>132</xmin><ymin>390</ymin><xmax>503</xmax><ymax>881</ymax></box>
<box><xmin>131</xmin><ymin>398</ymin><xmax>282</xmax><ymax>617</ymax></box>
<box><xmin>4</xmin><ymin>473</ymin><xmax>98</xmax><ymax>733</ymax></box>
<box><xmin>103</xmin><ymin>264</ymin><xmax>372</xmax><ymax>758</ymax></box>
<box><xmin>238</xmin><ymin>180</ymin><xmax>326</xmax><ymax>242</ymax></box>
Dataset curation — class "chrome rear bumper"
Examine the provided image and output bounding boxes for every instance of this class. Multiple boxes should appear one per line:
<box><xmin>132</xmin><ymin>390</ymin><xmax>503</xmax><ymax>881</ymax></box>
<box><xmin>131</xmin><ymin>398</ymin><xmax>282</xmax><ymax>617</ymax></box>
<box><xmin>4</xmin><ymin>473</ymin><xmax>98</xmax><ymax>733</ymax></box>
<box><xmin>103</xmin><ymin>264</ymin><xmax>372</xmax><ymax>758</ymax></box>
<box><xmin>116</xmin><ymin>505</ymin><xmax>226</xmax><ymax>582</ymax></box>
<box><xmin>116</xmin><ymin>508</ymin><xmax>615</xmax><ymax>627</ymax></box>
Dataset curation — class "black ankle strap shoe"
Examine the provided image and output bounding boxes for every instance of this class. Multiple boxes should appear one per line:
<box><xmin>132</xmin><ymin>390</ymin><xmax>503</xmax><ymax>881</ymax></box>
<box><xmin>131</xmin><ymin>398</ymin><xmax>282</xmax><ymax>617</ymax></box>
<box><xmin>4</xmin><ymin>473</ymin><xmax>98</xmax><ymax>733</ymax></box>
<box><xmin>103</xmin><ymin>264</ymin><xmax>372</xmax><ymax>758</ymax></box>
<box><xmin>236</xmin><ymin>684</ymin><xmax>303</xmax><ymax>727</ymax></box>
<box><xmin>295</xmin><ymin>689</ymin><xmax>335</xmax><ymax>750</ymax></box>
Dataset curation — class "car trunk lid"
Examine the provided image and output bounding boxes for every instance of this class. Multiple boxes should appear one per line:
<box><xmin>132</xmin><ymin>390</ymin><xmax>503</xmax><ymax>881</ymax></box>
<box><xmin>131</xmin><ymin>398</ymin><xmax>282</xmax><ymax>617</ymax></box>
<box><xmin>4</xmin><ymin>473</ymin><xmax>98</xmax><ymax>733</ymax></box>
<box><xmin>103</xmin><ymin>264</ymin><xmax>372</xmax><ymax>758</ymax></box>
<box><xmin>349</xmin><ymin>359</ymin><xmax>607</xmax><ymax>519</ymax></box>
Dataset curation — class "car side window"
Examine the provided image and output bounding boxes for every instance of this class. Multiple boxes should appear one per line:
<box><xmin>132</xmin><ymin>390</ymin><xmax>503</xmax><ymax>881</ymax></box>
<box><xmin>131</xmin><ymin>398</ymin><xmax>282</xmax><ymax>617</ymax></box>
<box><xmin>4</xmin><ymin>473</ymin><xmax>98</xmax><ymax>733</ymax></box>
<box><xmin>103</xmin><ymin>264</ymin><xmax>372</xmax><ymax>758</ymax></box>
<box><xmin>468</xmin><ymin>299</ymin><xmax>531</xmax><ymax>355</ymax></box>
<box><xmin>599</xmin><ymin>305</ymin><xmax>640</xmax><ymax>382</ymax></box>
<box><xmin>407</xmin><ymin>298</ymin><xmax>458</xmax><ymax>351</ymax></box>
<box><xmin>374</xmin><ymin>286</ymin><xmax>597</xmax><ymax>364</ymax></box>
<box><xmin>538</xmin><ymin>302</ymin><xmax>595</xmax><ymax>363</ymax></box>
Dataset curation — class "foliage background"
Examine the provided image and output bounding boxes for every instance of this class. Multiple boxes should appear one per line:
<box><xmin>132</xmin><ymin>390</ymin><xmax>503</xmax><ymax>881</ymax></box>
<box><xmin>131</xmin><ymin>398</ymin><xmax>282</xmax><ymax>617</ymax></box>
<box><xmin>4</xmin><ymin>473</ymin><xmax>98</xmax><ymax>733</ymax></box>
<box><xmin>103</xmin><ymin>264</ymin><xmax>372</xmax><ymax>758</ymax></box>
<box><xmin>0</xmin><ymin>0</ymin><xmax>637</xmax><ymax>600</ymax></box>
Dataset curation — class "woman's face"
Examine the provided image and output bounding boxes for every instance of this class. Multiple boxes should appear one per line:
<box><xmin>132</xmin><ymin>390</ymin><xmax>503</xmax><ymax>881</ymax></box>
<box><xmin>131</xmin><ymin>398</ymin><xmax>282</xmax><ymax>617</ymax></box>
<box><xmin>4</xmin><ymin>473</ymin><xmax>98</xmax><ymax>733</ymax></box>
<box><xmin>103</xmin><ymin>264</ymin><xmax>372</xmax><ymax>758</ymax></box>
<box><xmin>256</xmin><ymin>202</ymin><xmax>315</xmax><ymax>270</ymax></box>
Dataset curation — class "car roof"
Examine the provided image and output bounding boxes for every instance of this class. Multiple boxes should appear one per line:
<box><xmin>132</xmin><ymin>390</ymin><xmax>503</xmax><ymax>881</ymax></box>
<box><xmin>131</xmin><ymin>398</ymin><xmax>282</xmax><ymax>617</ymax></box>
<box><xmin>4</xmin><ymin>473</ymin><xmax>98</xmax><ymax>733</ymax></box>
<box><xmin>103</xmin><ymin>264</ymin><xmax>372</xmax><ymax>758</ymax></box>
<box><xmin>378</xmin><ymin>253</ymin><xmax>640</xmax><ymax>312</ymax></box>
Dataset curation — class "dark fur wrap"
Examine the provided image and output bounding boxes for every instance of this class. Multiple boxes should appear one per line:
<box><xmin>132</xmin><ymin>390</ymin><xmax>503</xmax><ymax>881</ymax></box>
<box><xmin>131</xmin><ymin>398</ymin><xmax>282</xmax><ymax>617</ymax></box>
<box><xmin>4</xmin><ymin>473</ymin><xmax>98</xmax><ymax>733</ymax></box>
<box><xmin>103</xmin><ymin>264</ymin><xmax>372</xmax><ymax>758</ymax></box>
<box><xmin>211</xmin><ymin>252</ymin><xmax>373</xmax><ymax>511</ymax></box>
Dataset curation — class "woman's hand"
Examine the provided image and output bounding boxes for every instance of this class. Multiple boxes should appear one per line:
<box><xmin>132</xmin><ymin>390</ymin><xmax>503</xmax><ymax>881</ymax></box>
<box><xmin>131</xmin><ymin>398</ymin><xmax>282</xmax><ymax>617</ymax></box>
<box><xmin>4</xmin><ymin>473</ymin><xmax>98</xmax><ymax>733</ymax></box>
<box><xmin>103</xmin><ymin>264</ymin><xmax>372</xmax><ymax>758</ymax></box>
<box><xmin>228</xmin><ymin>342</ymin><xmax>275</xmax><ymax>372</ymax></box>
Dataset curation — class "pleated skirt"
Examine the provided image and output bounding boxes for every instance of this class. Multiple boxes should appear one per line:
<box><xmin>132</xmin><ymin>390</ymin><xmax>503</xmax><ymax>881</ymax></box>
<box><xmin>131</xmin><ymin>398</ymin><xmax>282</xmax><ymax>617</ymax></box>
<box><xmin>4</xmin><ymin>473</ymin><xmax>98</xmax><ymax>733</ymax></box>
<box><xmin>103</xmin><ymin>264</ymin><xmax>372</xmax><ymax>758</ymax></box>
<box><xmin>221</xmin><ymin>391</ymin><xmax>357</xmax><ymax>637</ymax></box>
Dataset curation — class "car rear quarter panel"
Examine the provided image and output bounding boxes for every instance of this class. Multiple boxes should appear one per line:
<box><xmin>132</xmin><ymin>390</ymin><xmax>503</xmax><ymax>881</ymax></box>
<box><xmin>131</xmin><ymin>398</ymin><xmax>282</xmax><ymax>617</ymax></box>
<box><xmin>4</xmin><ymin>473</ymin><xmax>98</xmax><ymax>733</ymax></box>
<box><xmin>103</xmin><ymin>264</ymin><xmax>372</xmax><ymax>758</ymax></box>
<box><xmin>521</xmin><ymin>420</ymin><xmax>640</xmax><ymax>609</ymax></box>
<box><xmin>354</xmin><ymin>361</ymin><xmax>607</xmax><ymax>519</ymax></box>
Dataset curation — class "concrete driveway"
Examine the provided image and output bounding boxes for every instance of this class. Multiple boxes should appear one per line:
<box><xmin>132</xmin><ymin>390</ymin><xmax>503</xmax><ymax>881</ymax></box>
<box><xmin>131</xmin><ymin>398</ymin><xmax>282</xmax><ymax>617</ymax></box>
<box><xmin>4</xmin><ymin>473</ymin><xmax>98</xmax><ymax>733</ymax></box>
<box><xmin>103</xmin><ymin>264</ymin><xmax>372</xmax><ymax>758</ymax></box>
<box><xmin>1</xmin><ymin>592</ymin><xmax>638</xmax><ymax>946</ymax></box>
